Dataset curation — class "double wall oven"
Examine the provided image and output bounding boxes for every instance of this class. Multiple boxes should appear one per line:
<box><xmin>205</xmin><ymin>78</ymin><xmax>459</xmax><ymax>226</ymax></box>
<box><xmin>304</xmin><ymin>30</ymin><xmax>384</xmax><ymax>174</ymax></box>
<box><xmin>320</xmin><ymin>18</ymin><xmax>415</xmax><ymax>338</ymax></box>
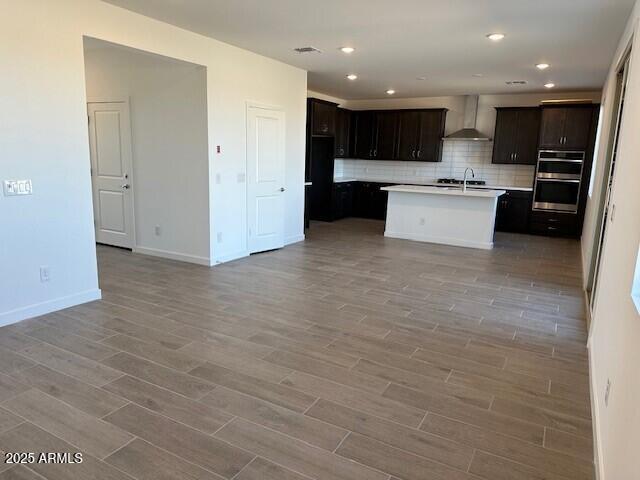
<box><xmin>533</xmin><ymin>150</ymin><xmax>585</xmax><ymax>213</ymax></box>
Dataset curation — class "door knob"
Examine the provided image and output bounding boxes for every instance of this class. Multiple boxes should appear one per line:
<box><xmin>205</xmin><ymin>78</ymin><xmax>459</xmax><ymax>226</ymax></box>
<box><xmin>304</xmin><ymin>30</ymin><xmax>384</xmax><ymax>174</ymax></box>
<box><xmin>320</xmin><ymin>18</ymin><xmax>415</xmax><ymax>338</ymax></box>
<box><xmin>279</xmin><ymin>187</ymin><xmax>285</xmax><ymax>192</ymax></box>
<box><xmin>122</xmin><ymin>184</ymin><xmax>130</xmax><ymax>190</ymax></box>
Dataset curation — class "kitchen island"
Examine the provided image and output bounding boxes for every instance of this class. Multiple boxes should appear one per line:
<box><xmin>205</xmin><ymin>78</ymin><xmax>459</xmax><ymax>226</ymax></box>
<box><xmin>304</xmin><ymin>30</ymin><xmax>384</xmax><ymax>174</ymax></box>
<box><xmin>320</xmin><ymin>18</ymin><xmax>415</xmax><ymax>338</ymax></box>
<box><xmin>381</xmin><ymin>185</ymin><xmax>506</xmax><ymax>249</ymax></box>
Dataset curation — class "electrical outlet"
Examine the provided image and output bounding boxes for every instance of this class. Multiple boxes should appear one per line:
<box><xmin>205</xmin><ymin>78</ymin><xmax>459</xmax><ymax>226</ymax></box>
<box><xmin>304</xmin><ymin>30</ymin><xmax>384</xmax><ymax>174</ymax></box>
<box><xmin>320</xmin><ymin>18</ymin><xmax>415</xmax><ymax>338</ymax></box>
<box><xmin>40</xmin><ymin>266</ymin><xmax>50</xmax><ymax>283</ymax></box>
<box><xmin>419</xmin><ymin>218</ymin><xmax>426</xmax><ymax>226</ymax></box>
<box><xmin>217</xmin><ymin>232</ymin><xmax>223</xmax><ymax>243</ymax></box>
<box><xmin>604</xmin><ymin>378</ymin><xmax>612</xmax><ymax>406</ymax></box>
<box><xmin>154</xmin><ymin>225</ymin><xmax>162</xmax><ymax>236</ymax></box>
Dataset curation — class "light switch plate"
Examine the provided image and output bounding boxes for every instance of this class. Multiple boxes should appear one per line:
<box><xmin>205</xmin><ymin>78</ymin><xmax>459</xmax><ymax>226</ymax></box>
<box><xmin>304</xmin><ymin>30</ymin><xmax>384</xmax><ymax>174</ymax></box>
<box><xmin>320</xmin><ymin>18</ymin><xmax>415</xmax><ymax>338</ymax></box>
<box><xmin>4</xmin><ymin>179</ymin><xmax>33</xmax><ymax>196</ymax></box>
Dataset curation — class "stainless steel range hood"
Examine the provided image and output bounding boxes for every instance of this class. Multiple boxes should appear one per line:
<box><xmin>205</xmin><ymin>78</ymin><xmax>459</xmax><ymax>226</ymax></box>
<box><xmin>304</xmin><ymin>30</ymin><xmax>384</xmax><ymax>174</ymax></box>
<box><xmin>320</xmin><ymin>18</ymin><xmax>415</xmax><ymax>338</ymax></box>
<box><xmin>444</xmin><ymin>95</ymin><xmax>491</xmax><ymax>141</ymax></box>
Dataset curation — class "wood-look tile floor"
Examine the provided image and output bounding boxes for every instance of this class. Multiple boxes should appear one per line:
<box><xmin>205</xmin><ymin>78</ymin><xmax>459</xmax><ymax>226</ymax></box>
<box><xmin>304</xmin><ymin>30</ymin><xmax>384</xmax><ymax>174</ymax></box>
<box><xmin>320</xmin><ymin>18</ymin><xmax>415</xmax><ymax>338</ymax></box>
<box><xmin>0</xmin><ymin>218</ymin><xmax>594</xmax><ymax>479</ymax></box>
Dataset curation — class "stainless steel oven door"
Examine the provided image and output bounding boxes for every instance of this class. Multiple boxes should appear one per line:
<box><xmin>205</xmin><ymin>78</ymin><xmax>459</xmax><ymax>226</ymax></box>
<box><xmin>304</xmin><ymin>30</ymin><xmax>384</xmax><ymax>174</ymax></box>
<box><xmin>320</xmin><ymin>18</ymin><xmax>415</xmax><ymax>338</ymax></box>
<box><xmin>533</xmin><ymin>178</ymin><xmax>581</xmax><ymax>213</ymax></box>
<box><xmin>537</xmin><ymin>151</ymin><xmax>584</xmax><ymax>180</ymax></box>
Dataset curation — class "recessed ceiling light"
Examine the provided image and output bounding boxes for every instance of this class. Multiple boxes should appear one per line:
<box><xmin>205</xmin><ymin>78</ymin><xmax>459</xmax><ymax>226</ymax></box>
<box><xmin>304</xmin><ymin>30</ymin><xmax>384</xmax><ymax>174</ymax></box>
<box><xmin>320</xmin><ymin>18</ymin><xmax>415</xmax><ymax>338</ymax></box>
<box><xmin>544</xmin><ymin>82</ymin><xmax>555</xmax><ymax>89</ymax></box>
<box><xmin>340</xmin><ymin>46</ymin><xmax>355</xmax><ymax>54</ymax></box>
<box><xmin>472</xmin><ymin>73</ymin><xmax>484</xmax><ymax>77</ymax></box>
<box><xmin>386</xmin><ymin>89</ymin><xmax>396</xmax><ymax>95</ymax></box>
<box><xmin>346</xmin><ymin>74</ymin><xmax>358</xmax><ymax>80</ymax></box>
<box><xmin>536</xmin><ymin>63</ymin><xmax>550</xmax><ymax>70</ymax></box>
<box><xmin>486</xmin><ymin>33</ymin><xmax>505</xmax><ymax>41</ymax></box>
<box><xmin>416</xmin><ymin>76</ymin><xmax>427</xmax><ymax>81</ymax></box>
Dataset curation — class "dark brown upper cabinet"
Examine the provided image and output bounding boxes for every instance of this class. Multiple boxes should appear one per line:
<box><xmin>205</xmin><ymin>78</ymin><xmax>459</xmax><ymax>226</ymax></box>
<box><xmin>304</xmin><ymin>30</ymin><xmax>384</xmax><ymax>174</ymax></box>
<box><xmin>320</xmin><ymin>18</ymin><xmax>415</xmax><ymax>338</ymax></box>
<box><xmin>309</xmin><ymin>98</ymin><xmax>337</xmax><ymax>136</ymax></box>
<box><xmin>354</xmin><ymin>111</ymin><xmax>376</xmax><ymax>159</ymax></box>
<box><xmin>397</xmin><ymin>109</ymin><xmax>446</xmax><ymax>162</ymax></box>
<box><xmin>334</xmin><ymin>108</ymin><xmax>351</xmax><ymax>158</ymax></box>
<box><xmin>492</xmin><ymin>107</ymin><xmax>541</xmax><ymax>165</ymax></box>
<box><xmin>353</xmin><ymin>111</ymin><xmax>399</xmax><ymax>160</ymax></box>
<box><xmin>539</xmin><ymin>105</ymin><xmax>594</xmax><ymax>150</ymax></box>
<box><xmin>375</xmin><ymin>111</ymin><xmax>399</xmax><ymax>159</ymax></box>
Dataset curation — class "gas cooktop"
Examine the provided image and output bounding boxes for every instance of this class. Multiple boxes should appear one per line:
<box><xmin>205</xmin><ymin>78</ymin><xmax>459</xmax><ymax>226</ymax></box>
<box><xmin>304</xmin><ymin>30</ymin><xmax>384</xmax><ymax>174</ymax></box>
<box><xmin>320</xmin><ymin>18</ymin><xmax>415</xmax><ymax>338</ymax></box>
<box><xmin>437</xmin><ymin>178</ymin><xmax>487</xmax><ymax>186</ymax></box>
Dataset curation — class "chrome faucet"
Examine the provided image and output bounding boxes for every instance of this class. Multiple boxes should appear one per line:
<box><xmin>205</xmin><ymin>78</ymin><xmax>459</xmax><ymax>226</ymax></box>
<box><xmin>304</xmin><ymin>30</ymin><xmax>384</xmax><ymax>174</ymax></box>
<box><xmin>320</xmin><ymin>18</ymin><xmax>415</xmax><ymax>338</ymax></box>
<box><xmin>463</xmin><ymin>168</ymin><xmax>475</xmax><ymax>192</ymax></box>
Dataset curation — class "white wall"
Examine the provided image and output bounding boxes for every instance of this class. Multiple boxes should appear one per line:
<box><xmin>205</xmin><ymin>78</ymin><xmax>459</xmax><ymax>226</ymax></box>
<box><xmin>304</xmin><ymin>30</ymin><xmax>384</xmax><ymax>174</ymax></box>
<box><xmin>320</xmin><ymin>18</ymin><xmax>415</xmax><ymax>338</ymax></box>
<box><xmin>0</xmin><ymin>0</ymin><xmax>307</xmax><ymax>324</ymax></box>
<box><xmin>84</xmin><ymin>41</ymin><xmax>210</xmax><ymax>264</ymax></box>
<box><xmin>581</xmin><ymin>3</ymin><xmax>640</xmax><ymax>479</ymax></box>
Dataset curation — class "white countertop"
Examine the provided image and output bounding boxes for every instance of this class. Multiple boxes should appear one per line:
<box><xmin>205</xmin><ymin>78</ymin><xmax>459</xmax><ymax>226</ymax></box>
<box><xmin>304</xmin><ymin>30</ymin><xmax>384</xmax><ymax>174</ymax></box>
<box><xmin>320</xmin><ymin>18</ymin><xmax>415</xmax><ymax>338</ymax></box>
<box><xmin>333</xmin><ymin>176</ymin><xmax>533</xmax><ymax>192</ymax></box>
<box><xmin>382</xmin><ymin>184</ymin><xmax>506</xmax><ymax>198</ymax></box>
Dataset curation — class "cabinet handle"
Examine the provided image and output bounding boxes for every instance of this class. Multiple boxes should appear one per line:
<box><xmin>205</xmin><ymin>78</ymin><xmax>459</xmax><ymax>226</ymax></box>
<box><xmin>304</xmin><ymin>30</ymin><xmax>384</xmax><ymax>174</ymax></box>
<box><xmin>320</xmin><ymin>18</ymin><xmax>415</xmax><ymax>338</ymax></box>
<box><xmin>510</xmin><ymin>153</ymin><xmax>514</xmax><ymax>161</ymax></box>
<box><xmin>411</xmin><ymin>150</ymin><xmax>416</xmax><ymax>159</ymax></box>
<box><xmin>514</xmin><ymin>152</ymin><xmax>518</xmax><ymax>161</ymax></box>
<box><xmin>547</xmin><ymin>226</ymin><xmax>557</xmax><ymax>231</ymax></box>
<box><xmin>373</xmin><ymin>149</ymin><xmax>377</xmax><ymax>157</ymax></box>
<box><xmin>417</xmin><ymin>150</ymin><xmax>421</xmax><ymax>158</ymax></box>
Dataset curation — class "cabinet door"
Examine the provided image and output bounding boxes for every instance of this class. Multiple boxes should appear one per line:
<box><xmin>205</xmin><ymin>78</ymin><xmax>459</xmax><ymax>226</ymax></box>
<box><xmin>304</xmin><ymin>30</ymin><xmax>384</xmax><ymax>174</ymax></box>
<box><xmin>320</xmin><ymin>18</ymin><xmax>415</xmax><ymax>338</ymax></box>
<box><xmin>495</xmin><ymin>191</ymin><xmax>532</xmax><ymax>233</ymax></box>
<box><xmin>397</xmin><ymin>111</ymin><xmax>421</xmax><ymax>160</ymax></box>
<box><xmin>311</xmin><ymin>100</ymin><xmax>336</xmax><ymax>136</ymax></box>
<box><xmin>354</xmin><ymin>112</ymin><xmax>375</xmax><ymax>159</ymax></box>
<box><xmin>539</xmin><ymin>108</ymin><xmax>566</xmax><ymax>149</ymax></box>
<box><xmin>492</xmin><ymin>109</ymin><xmax>519</xmax><ymax>164</ymax></box>
<box><xmin>562</xmin><ymin>107</ymin><xmax>593</xmax><ymax>150</ymax></box>
<box><xmin>374</xmin><ymin>111</ymin><xmax>399</xmax><ymax>159</ymax></box>
<box><xmin>371</xmin><ymin>184</ymin><xmax>389</xmax><ymax>220</ymax></box>
<box><xmin>416</xmin><ymin>110</ymin><xmax>445</xmax><ymax>162</ymax></box>
<box><xmin>335</xmin><ymin>108</ymin><xmax>351</xmax><ymax>157</ymax></box>
<box><xmin>513</xmin><ymin>108</ymin><xmax>541</xmax><ymax>165</ymax></box>
<box><xmin>353</xmin><ymin>182</ymin><xmax>373</xmax><ymax>217</ymax></box>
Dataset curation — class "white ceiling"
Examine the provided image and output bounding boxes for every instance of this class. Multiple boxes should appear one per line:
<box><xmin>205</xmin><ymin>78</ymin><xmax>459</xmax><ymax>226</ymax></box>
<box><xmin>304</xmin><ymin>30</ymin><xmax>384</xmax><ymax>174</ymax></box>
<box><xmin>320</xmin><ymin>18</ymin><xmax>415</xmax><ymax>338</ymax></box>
<box><xmin>102</xmin><ymin>0</ymin><xmax>634</xmax><ymax>99</ymax></box>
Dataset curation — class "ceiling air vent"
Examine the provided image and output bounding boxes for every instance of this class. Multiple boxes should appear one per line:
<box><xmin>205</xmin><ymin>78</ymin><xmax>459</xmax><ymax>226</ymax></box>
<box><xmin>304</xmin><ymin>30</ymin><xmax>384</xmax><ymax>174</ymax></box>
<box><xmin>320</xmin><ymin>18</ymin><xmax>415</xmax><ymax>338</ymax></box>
<box><xmin>505</xmin><ymin>80</ymin><xmax>528</xmax><ymax>86</ymax></box>
<box><xmin>293</xmin><ymin>46</ymin><xmax>322</xmax><ymax>54</ymax></box>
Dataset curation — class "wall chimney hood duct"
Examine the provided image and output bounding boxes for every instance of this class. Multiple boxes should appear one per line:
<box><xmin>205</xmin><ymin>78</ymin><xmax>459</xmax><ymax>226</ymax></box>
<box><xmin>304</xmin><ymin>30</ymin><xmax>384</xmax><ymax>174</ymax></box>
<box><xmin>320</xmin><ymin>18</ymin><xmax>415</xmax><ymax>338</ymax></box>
<box><xmin>444</xmin><ymin>95</ymin><xmax>491</xmax><ymax>141</ymax></box>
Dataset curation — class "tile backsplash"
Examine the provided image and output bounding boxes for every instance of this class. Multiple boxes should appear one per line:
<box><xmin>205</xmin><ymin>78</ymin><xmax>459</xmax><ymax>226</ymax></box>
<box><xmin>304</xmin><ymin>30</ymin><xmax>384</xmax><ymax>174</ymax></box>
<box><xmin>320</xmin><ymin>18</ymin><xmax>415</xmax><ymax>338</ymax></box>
<box><xmin>334</xmin><ymin>140</ymin><xmax>535</xmax><ymax>188</ymax></box>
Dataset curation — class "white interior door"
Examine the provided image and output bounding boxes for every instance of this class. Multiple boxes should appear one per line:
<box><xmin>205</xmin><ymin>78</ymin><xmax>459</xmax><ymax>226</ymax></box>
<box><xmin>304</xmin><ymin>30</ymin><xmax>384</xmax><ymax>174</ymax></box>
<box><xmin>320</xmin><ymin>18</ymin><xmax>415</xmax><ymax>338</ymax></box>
<box><xmin>87</xmin><ymin>101</ymin><xmax>134</xmax><ymax>249</ymax></box>
<box><xmin>247</xmin><ymin>105</ymin><xmax>286</xmax><ymax>254</ymax></box>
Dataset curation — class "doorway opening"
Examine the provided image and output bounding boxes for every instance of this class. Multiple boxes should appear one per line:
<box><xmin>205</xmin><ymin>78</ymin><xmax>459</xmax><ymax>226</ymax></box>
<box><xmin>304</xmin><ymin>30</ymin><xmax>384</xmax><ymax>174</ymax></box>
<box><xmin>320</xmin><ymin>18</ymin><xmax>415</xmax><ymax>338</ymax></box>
<box><xmin>83</xmin><ymin>37</ymin><xmax>210</xmax><ymax>265</ymax></box>
<box><xmin>586</xmin><ymin>48</ymin><xmax>632</xmax><ymax>311</ymax></box>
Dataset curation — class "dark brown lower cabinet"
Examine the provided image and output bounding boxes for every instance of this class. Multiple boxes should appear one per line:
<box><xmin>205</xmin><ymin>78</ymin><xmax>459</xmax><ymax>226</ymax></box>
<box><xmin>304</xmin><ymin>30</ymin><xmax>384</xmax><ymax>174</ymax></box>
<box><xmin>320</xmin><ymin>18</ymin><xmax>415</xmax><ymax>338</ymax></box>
<box><xmin>495</xmin><ymin>190</ymin><xmax>533</xmax><ymax>233</ymax></box>
<box><xmin>529</xmin><ymin>211</ymin><xmax>579</xmax><ymax>237</ymax></box>
<box><xmin>332</xmin><ymin>182</ymin><xmax>354</xmax><ymax>220</ymax></box>
<box><xmin>354</xmin><ymin>182</ymin><xmax>389</xmax><ymax>220</ymax></box>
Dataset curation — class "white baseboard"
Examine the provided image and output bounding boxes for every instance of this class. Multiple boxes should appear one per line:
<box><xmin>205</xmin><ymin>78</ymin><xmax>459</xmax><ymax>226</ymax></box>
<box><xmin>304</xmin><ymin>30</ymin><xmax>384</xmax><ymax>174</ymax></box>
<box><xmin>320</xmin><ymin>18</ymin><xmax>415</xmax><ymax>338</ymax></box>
<box><xmin>0</xmin><ymin>289</ymin><xmax>102</xmax><ymax>327</ymax></box>
<box><xmin>588</xmin><ymin>339</ymin><xmax>604</xmax><ymax>480</ymax></box>
<box><xmin>384</xmin><ymin>231</ymin><xmax>493</xmax><ymax>250</ymax></box>
<box><xmin>133</xmin><ymin>246</ymin><xmax>211</xmax><ymax>266</ymax></box>
<box><xmin>213</xmin><ymin>249</ymin><xmax>249</xmax><ymax>265</ymax></box>
<box><xmin>285</xmin><ymin>234</ymin><xmax>305</xmax><ymax>245</ymax></box>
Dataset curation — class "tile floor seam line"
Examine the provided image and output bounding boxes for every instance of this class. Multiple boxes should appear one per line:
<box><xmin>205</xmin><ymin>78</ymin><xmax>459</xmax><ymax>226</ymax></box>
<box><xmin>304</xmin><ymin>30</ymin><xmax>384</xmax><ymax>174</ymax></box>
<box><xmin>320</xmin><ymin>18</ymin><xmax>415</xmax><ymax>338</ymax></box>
<box><xmin>332</xmin><ymin>424</ymin><xmax>487</xmax><ymax>480</ymax></box>
<box><xmin>95</xmin><ymin>400</ymin><xmax>133</xmax><ymax>420</ymax></box>
<box><xmin>104</xmin><ymin>425</ymin><xmax>242</xmax><ymax>480</ymax></box>
<box><xmin>470</xmin><ymin>447</ymin><xmax>579</xmax><ymax>480</ymax></box>
<box><xmin>301</xmin><ymin>397</ymin><xmax>322</xmax><ymax>415</ymax></box>
<box><xmin>301</xmin><ymin>395</ymin><xmax>494</xmax><ymax>460</ymax></box>
<box><xmin>2</xmin><ymin>417</ymin><xmax>129</xmax><ymax>475</ymax></box>
<box><xmin>331</xmin><ymin>430</ymin><xmax>352</xmax><ymax>454</ymax></box>
<box><xmin>99</xmin><ymin>434</ymin><xmax>138</xmax><ymax>461</ymax></box>
<box><xmin>63</xmin><ymin>310</ymin><xmax>188</xmax><ymax>340</ymax></box>
<box><xmin>101</xmin><ymin>386</ymin><xmax>244</xmax><ymax>443</ymax></box>
<box><xmin>417</xmin><ymin>410</ymin><xmax>430</xmax><ymax>430</ymax></box>
<box><xmin>229</xmin><ymin>454</ymin><xmax>259</xmax><ymax>480</ymax></box>
<box><xmin>0</xmin><ymin>420</ymin><xmax>26</xmax><ymax>438</ymax></box>
<box><xmin>209</xmin><ymin>415</ymin><xmax>239</xmax><ymax>437</ymax></box>
<box><xmin>99</xmin><ymin>350</ymin><xmax>216</xmax><ymax>397</ymax></box>
<box><xmin>466</xmin><ymin>448</ymin><xmax>477</xmax><ymax>473</ymax></box>
<box><xmin>0</xmin><ymin>386</ymin><xmax>37</xmax><ymax>409</ymax></box>
<box><xmin>266</xmin><ymin>361</ymin><xmax>388</xmax><ymax>396</ymax></box>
